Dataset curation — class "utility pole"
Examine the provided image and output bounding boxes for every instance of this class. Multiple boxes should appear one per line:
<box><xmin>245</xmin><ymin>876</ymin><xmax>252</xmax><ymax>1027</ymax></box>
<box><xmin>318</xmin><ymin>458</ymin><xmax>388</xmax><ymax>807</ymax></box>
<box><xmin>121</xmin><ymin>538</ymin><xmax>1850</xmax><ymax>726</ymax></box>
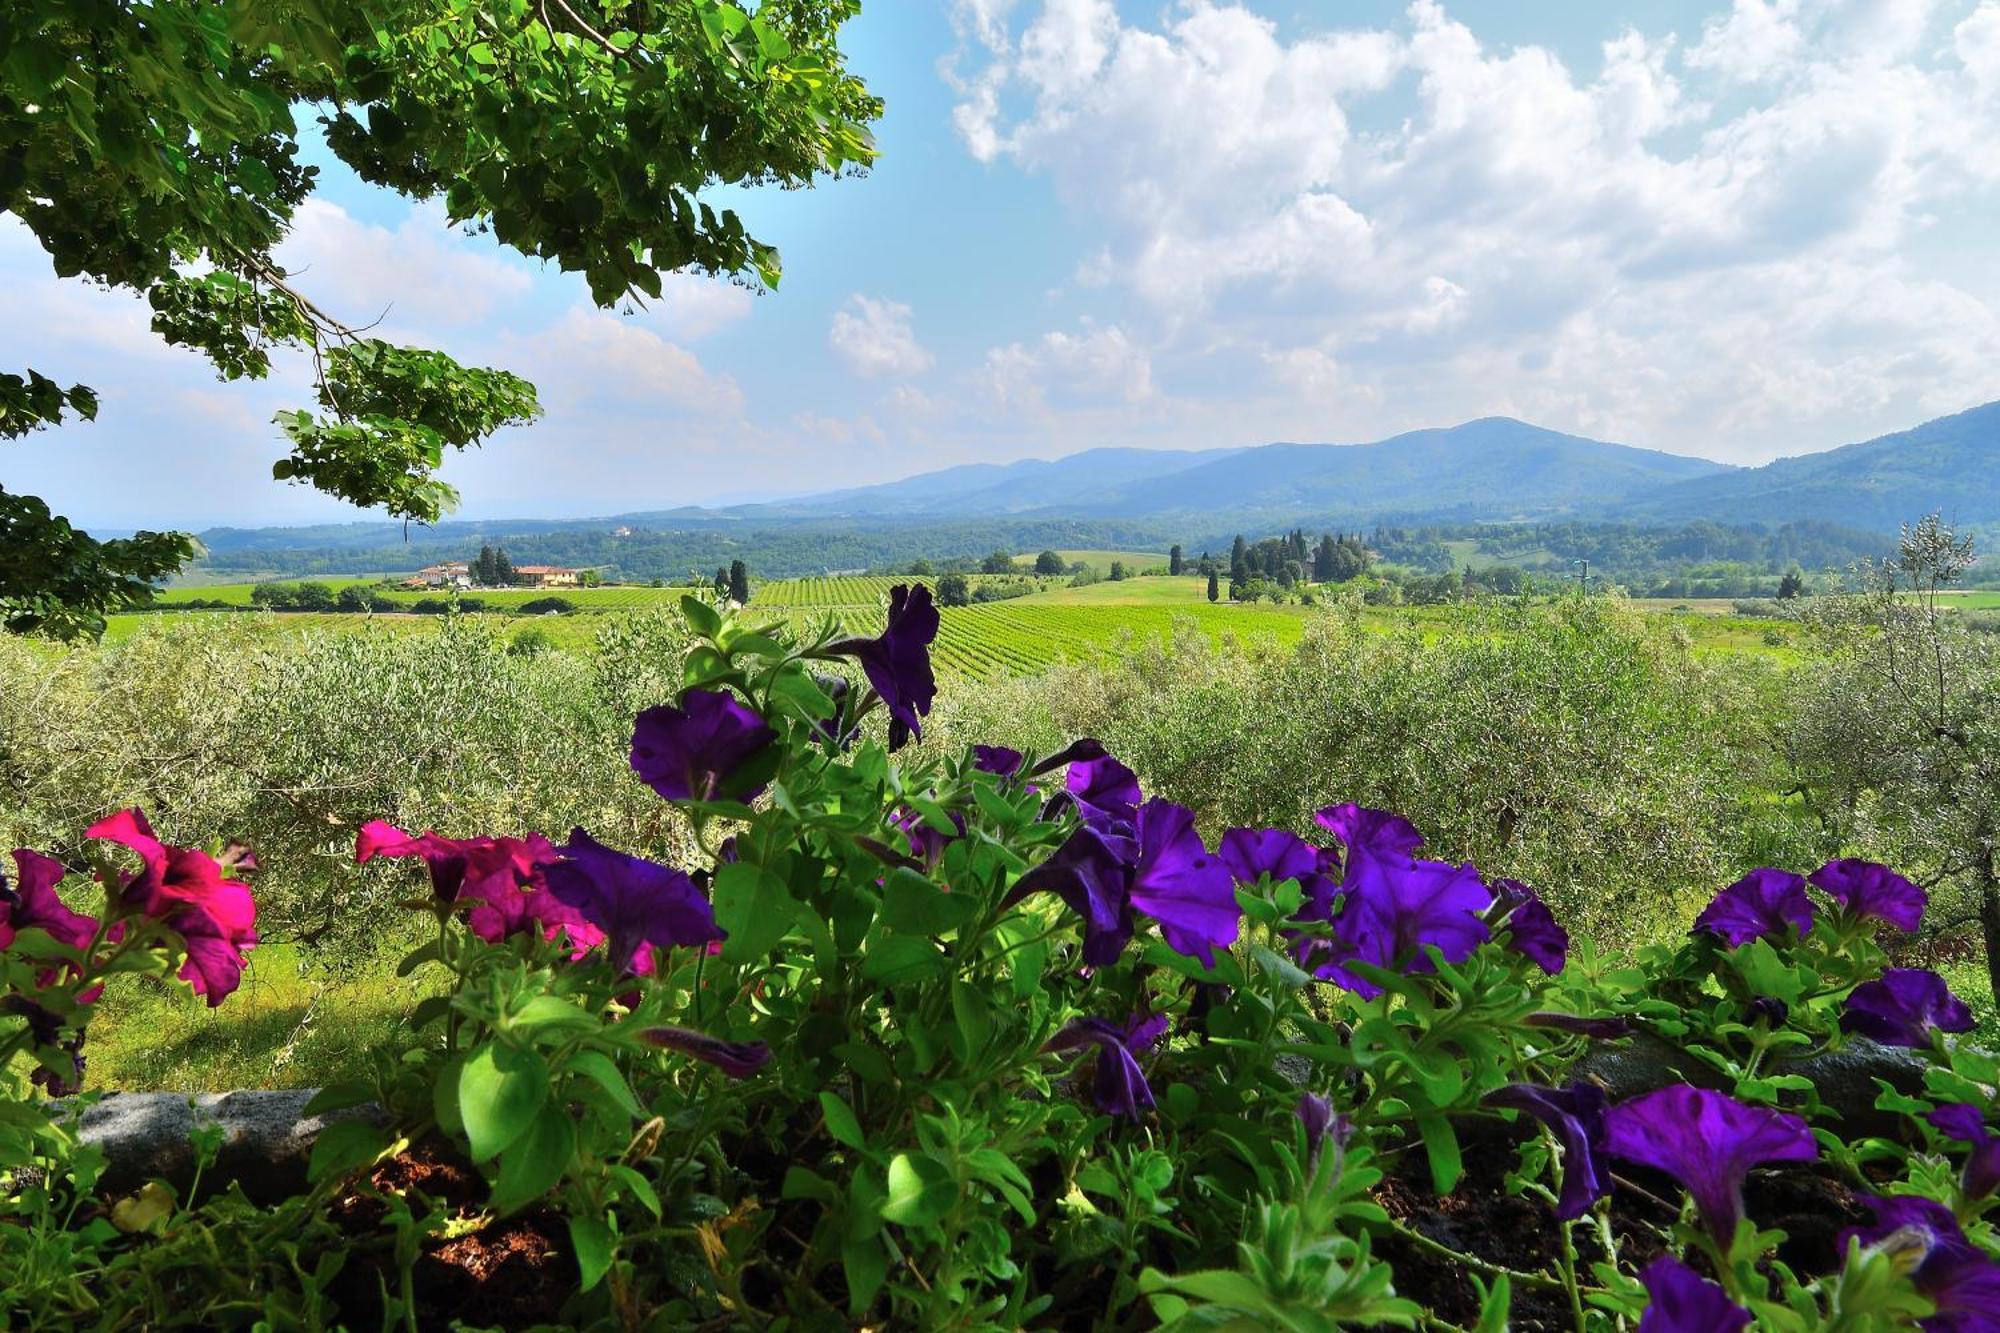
<box><xmin>1572</xmin><ymin>559</ymin><xmax>1590</xmax><ymax>595</ymax></box>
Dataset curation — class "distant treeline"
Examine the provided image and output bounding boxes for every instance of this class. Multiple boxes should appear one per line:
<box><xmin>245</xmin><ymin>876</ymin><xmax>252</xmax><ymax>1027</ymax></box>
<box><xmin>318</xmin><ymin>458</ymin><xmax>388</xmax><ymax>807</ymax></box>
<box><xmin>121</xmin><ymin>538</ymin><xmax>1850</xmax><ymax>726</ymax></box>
<box><xmin>1365</xmin><ymin>519</ymin><xmax>1898</xmax><ymax>588</ymax></box>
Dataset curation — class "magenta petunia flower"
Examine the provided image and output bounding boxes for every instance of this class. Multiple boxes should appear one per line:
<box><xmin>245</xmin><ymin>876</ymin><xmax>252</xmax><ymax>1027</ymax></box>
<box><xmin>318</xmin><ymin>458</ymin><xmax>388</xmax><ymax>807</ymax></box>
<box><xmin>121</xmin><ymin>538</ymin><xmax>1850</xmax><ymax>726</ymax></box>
<box><xmin>641</xmin><ymin>1025</ymin><xmax>772</xmax><ymax>1078</ymax></box>
<box><xmin>1692</xmin><ymin>867</ymin><xmax>1814</xmax><ymax>947</ymax></box>
<box><xmin>1603</xmin><ymin>1085</ymin><xmax>1817</xmax><ymax>1242</ymax></box>
<box><xmin>1486</xmin><ymin>1081</ymin><xmax>1610</xmax><ymax>1220</ymax></box>
<box><xmin>1067</xmin><ymin>750</ymin><xmax>1142</xmax><ymax>836</ymax></box>
<box><xmin>829</xmin><ymin>583</ymin><xmax>939</xmax><ymax>750</ymax></box>
<box><xmin>1636</xmin><ymin>1255</ymin><xmax>1750</xmax><ymax>1333</ymax></box>
<box><xmin>2</xmin><ymin>849</ymin><xmax>97</xmax><ymax>954</ymax></box>
<box><xmin>1929</xmin><ymin>1105</ymin><xmax>2000</xmax><ymax>1202</ymax></box>
<box><xmin>1809</xmin><ymin>858</ymin><xmax>1927</xmax><ymax>933</ymax></box>
<box><xmin>355</xmin><ymin>822</ymin><xmax>587</xmax><ymax>948</ymax></box>
<box><xmin>1842</xmin><ymin>968</ymin><xmax>1976</xmax><ymax>1048</ymax></box>
<box><xmin>1842</xmin><ymin>1194</ymin><xmax>2000</xmax><ymax>1331</ymax></box>
<box><xmin>1492</xmin><ymin>878</ymin><xmax>1569</xmax><ymax>975</ymax></box>
<box><xmin>1323</xmin><ymin>850</ymin><xmax>1491</xmax><ymax>996</ymax></box>
<box><xmin>545</xmin><ymin>829</ymin><xmax>722</xmax><ymax>971</ymax></box>
<box><xmin>88</xmin><ymin>809</ymin><xmax>258</xmax><ymax>1004</ymax></box>
<box><xmin>1045</xmin><ymin>1012</ymin><xmax>1169</xmax><ymax>1118</ymax></box>
<box><xmin>972</xmin><ymin>745</ymin><xmax>1024</xmax><ymax>777</ymax></box>
<box><xmin>630</xmin><ymin>689</ymin><xmax>777</xmax><ymax>803</ymax></box>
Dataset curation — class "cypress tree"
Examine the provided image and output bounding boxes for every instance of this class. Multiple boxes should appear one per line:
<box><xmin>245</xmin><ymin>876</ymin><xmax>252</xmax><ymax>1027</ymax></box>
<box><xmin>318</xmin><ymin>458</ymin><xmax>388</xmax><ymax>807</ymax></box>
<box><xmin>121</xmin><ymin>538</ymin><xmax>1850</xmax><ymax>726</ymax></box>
<box><xmin>729</xmin><ymin>559</ymin><xmax>751</xmax><ymax>604</ymax></box>
<box><xmin>713</xmin><ymin>566</ymin><xmax>729</xmax><ymax>597</ymax></box>
<box><xmin>1229</xmin><ymin>535</ymin><xmax>1248</xmax><ymax>584</ymax></box>
<box><xmin>1207</xmin><ymin>568</ymin><xmax>1219</xmax><ymax>602</ymax></box>
<box><xmin>1169</xmin><ymin>544</ymin><xmax>1184</xmax><ymax>575</ymax></box>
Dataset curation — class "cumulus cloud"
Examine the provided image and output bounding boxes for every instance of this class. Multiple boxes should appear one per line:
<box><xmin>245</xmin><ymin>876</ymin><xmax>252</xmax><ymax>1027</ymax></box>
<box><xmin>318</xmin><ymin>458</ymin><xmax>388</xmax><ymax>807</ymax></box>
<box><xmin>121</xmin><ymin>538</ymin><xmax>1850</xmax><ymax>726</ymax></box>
<box><xmin>982</xmin><ymin>324</ymin><xmax>1154</xmax><ymax>411</ymax></box>
<box><xmin>276</xmin><ymin>199</ymin><xmax>533</xmax><ymax>330</ymax></box>
<box><xmin>947</xmin><ymin>0</ymin><xmax>2000</xmax><ymax>458</ymax></box>
<box><xmin>829</xmin><ymin>295</ymin><xmax>934</xmax><ymax>378</ymax></box>
<box><xmin>501</xmin><ymin>308</ymin><xmax>744</xmax><ymax>416</ymax></box>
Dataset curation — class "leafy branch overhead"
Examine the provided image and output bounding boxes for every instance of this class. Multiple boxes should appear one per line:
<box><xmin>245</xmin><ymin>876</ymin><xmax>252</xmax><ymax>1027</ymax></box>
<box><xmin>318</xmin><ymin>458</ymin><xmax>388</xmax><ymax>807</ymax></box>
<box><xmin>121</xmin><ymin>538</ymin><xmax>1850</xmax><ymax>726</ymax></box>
<box><xmin>0</xmin><ymin>0</ymin><xmax>880</xmax><ymax>631</ymax></box>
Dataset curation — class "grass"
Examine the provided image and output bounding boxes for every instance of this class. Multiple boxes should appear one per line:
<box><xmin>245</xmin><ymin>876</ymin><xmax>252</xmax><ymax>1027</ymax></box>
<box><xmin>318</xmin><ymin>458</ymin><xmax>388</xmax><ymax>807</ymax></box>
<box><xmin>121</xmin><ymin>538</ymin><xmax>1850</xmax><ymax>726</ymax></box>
<box><xmin>1050</xmin><ymin>549</ymin><xmax>1168</xmax><ymax>575</ymax></box>
<box><xmin>85</xmin><ymin>942</ymin><xmax>440</xmax><ymax>1093</ymax></box>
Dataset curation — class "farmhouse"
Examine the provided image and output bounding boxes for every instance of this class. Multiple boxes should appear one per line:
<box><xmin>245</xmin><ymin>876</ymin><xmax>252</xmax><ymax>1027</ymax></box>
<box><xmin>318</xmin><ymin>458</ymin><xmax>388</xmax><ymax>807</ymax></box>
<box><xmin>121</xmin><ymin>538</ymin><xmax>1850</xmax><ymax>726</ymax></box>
<box><xmin>514</xmin><ymin>565</ymin><xmax>581</xmax><ymax>588</ymax></box>
<box><xmin>404</xmin><ymin>562</ymin><xmax>471</xmax><ymax>589</ymax></box>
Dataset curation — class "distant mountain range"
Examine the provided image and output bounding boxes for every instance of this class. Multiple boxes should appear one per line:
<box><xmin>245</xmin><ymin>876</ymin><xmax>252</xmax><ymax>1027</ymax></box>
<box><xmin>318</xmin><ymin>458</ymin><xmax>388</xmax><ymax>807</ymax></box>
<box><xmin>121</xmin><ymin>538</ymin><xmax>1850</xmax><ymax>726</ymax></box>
<box><xmin>191</xmin><ymin>400</ymin><xmax>2000</xmax><ymax>571</ymax></box>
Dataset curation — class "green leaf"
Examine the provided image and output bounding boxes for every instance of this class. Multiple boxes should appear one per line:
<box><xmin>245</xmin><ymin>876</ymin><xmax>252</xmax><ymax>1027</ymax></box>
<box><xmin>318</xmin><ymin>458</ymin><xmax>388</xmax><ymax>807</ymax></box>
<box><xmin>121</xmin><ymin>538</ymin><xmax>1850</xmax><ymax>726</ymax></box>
<box><xmin>607</xmin><ymin>1164</ymin><xmax>661</xmax><ymax>1219</ymax></box>
<box><xmin>820</xmin><ymin>1091</ymin><xmax>866</xmax><ymax>1150</ymax></box>
<box><xmin>861</xmin><ymin>933</ymin><xmax>947</xmax><ymax>985</ymax></box>
<box><xmin>950</xmin><ymin>980</ymin><xmax>993</xmax><ymax>1064</ymax></box>
<box><xmin>457</xmin><ymin>1042</ymin><xmax>549</xmax><ymax>1162</ymax></box>
<box><xmin>564</xmin><ymin>1050</ymin><xmax>644</xmax><ymax>1120</ymax></box>
<box><xmin>570</xmin><ymin>1215</ymin><xmax>614</xmax><ymax>1291</ymax></box>
<box><xmin>488</xmin><ymin>1102</ymin><xmax>575</xmax><ymax>1214</ymax></box>
<box><xmin>680</xmin><ymin>594</ymin><xmax>722</xmax><ymax>638</ymax></box>
<box><xmin>307</xmin><ymin>1119</ymin><xmax>391</xmax><ymax>1184</ymax></box>
<box><xmin>512</xmin><ymin>994</ymin><xmax>595</xmax><ymax>1031</ymax></box>
<box><xmin>713</xmin><ymin>861</ymin><xmax>796</xmax><ymax>963</ymax></box>
<box><xmin>881</xmin><ymin>1152</ymin><xmax>956</xmax><ymax>1228</ymax></box>
<box><xmin>1417</xmin><ymin>1114</ymin><xmax>1463</xmax><ymax>1195</ymax></box>
<box><xmin>880</xmin><ymin>869</ymin><xmax>977</xmax><ymax>934</ymax></box>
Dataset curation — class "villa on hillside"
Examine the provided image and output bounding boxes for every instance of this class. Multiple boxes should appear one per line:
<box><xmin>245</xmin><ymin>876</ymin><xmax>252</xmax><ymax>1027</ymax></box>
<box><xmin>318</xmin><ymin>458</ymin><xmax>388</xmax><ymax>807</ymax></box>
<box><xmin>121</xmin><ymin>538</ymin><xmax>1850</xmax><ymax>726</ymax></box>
<box><xmin>403</xmin><ymin>562</ymin><xmax>472</xmax><ymax>589</ymax></box>
<box><xmin>514</xmin><ymin>565</ymin><xmax>581</xmax><ymax>588</ymax></box>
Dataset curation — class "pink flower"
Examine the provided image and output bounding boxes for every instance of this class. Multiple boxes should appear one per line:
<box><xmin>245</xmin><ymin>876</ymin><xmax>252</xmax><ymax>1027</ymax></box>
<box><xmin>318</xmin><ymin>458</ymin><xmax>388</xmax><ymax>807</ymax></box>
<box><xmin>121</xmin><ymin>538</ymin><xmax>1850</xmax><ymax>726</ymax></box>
<box><xmin>355</xmin><ymin>821</ymin><xmax>599</xmax><ymax>950</ymax></box>
<box><xmin>87</xmin><ymin>809</ymin><xmax>258</xmax><ymax>1005</ymax></box>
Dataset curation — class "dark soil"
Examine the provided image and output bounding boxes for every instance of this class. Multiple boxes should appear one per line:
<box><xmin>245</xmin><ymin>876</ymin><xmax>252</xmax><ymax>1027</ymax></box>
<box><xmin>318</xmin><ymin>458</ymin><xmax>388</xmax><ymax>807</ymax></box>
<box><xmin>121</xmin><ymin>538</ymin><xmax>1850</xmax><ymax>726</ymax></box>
<box><xmin>325</xmin><ymin>1140</ymin><xmax>575</xmax><ymax>1329</ymax></box>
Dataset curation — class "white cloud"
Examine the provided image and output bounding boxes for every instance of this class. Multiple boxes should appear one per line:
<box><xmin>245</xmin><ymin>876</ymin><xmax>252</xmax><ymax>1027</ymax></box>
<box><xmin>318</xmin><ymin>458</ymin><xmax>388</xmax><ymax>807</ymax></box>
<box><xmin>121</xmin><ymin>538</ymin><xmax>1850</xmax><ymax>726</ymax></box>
<box><xmin>651</xmin><ymin>272</ymin><xmax>756</xmax><ymax>340</ymax></box>
<box><xmin>948</xmin><ymin>0</ymin><xmax>2000</xmax><ymax>459</ymax></box>
<box><xmin>982</xmin><ymin>323</ymin><xmax>1154</xmax><ymax>410</ymax></box>
<box><xmin>829</xmin><ymin>295</ymin><xmax>934</xmax><ymax>377</ymax></box>
<box><xmin>501</xmin><ymin>308</ymin><xmax>744</xmax><ymax>415</ymax></box>
<box><xmin>276</xmin><ymin>199</ymin><xmax>532</xmax><ymax>330</ymax></box>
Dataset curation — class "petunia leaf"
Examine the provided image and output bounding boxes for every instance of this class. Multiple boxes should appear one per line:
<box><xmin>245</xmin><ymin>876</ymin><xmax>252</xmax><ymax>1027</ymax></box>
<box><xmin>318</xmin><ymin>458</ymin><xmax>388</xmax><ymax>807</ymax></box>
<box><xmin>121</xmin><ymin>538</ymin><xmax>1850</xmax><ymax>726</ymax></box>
<box><xmin>458</xmin><ymin>1041</ymin><xmax>548</xmax><ymax>1162</ymax></box>
<box><xmin>882</xmin><ymin>1152</ymin><xmax>956</xmax><ymax>1228</ymax></box>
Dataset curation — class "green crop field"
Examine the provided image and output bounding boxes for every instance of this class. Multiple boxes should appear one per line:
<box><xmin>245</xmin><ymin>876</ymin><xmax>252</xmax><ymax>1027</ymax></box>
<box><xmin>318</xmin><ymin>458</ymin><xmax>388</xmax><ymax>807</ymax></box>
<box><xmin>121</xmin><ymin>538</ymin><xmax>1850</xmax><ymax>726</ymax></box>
<box><xmin>1051</xmin><ymin>549</ymin><xmax>1168</xmax><ymax>574</ymax></box>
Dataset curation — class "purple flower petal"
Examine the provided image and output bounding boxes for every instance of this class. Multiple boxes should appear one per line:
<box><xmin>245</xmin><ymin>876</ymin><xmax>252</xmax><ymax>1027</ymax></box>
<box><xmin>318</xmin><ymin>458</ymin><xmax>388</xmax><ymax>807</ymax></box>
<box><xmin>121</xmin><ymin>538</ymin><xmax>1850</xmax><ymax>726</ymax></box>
<box><xmin>1011</xmin><ymin>825</ymin><xmax>1139</xmax><ymax>965</ymax></box>
<box><xmin>630</xmin><ymin>689</ymin><xmax>776</xmax><ymax>803</ymax></box>
<box><xmin>830</xmin><ymin>584</ymin><xmax>938</xmax><ymax>749</ymax></box>
<box><xmin>1130</xmin><ymin>799</ymin><xmax>1240</xmax><ymax>966</ymax></box>
<box><xmin>1693</xmin><ymin>867</ymin><xmax>1814</xmax><ymax>947</ymax></box>
<box><xmin>1842</xmin><ymin>968</ymin><xmax>1976</xmax><ymax>1048</ymax></box>
<box><xmin>1218</xmin><ymin>828</ymin><xmax>1322</xmax><ymax>889</ymax></box>
<box><xmin>1312</xmin><ymin>803</ymin><xmax>1425</xmax><ymax>856</ymax></box>
<box><xmin>1810</xmin><ymin>858</ymin><xmax>1927</xmax><ymax>933</ymax></box>
<box><xmin>1493</xmin><ymin>878</ymin><xmax>1569</xmax><ymax>975</ymax></box>
<box><xmin>1486</xmin><ymin>1082</ymin><xmax>1610</xmax><ymax>1220</ymax></box>
<box><xmin>642</xmin><ymin>1025</ymin><xmax>771</xmax><ymax>1078</ymax></box>
<box><xmin>2</xmin><ymin>848</ymin><xmax>97</xmax><ymax>954</ymax></box>
<box><xmin>1929</xmin><ymin>1105</ymin><xmax>2000</xmax><ymax>1202</ymax></box>
<box><xmin>1637</xmin><ymin>1255</ymin><xmax>1750</xmax><ymax>1333</ymax></box>
<box><xmin>1046</xmin><ymin>1013</ymin><xmax>1165</xmax><ymax>1118</ymax></box>
<box><xmin>1604</xmin><ymin>1086</ymin><xmax>1817</xmax><ymax>1242</ymax></box>
<box><xmin>1323</xmin><ymin>849</ymin><xmax>1490</xmax><ymax>996</ymax></box>
<box><xmin>972</xmin><ymin>745</ymin><xmax>1024</xmax><ymax>777</ymax></box>
<box><xmin>1067</xmin><ymin>751</ymin><xmax>1142</xmax><ymax>836</ymax></box>
<box><xmin>546</xmin><ymin>829</ymin><xmax>722</xmax><ymax>971</ymax></box>
<box><xmin>1842</xmin><ymin>1194</ymin><xmax>2000</xmax><ymax>1330</ymax></box>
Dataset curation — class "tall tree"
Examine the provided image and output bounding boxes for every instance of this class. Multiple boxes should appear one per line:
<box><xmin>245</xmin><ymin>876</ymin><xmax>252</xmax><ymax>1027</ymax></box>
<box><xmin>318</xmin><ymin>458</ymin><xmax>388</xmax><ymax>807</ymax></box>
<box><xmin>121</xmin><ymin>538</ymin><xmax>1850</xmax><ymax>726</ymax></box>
<box><xmin>473</xmin><ymin>545</ymin><xmax>497</xmax><ymax>587</ymax></box>
<box><xmin>1229</xmin><ymin>535</ymin><xmax>1248</xmax><ymax>585</ymax></box>
<box><xmin>714</xmin><ymin>567</ymin><xmax>730</xmax><ymax>598</ymax></box>
<box><xmin>1034</xmin><ymin>549</ymin><xmax>1067</xmax><ymax>575</ymax></box>
<box><xmin>1206</xmin><ymin>568</ymin><xmax>1219</xmax><ymax>602</ymax></box>
<box><xmin>1169</xmin><ymin>544</ymin><xmax>1184</xmax><ymax>575</ymax></box>
<box><xmin>1314</xmin><ymin>534</ymin><xmax>1337</xmax><ymax>583</ymax></box>
<box><xmin>493</xmin><ymin>547</ymin><xmax>516</xmax><ymax>588</ymax></box>
<box><xmin>1</xmin><ymin>1</ymin><xmax>880</xmax><ymax>637</ymax></box>
<box><xmin>729</xmin><ymin>559</ymin><xmax>751</xmax><ymax>605</ymax></box>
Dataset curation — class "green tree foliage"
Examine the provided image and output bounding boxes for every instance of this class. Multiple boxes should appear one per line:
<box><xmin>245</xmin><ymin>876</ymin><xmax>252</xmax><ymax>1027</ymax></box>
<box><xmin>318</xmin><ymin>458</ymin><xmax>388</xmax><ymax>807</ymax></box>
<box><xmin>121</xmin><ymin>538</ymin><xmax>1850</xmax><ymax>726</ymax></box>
<box><xmin>1229</xmin><ymin>534</ymin><xmax>1248</xmax><ymax>585</ymax></box>
<box><xmin>728</xmin><ymin>559</ymin><xmax>751</xmax><ymax>605</ymax></box>
<box><xmin>1108</xmin><ymin>560</ymin><xmax>1127</xmax><ymax>581</ymax></box>
<box><xmin>1777</xmin><ymin>568</ymin><xmax>1806</xmax><ymax>599</ymax></box>
<box><xmin>472</xmin><ymin>545</ymin><xmax>516</xmax><ymax>587</ymax></box>
<box><xmin>1168</xmin><ymin>543</ymin><xmax>1183</xmax><ymax>575</ymax></box>
<box><xmin>335</xmin><ymin>585</ymin><xmax>378</xmax><ymax>613</ymax></box>
<box><xmin>981</xmin><ymin>550</ymin><xmax>1016</xmax><ymax>575</ymax></box>
<box><xmin>1206</xmin><ymin>568</ymin><xmax>1219</xmax><ymax>602</ymax></box>
<box><xmin>1034</xmin><ymin>549</ymin><xmax>1066</xmax><ymax>575</ymax></box>
<box><xmin>935</xmin><ymin>572</ymin><xmax>970</xmax><ymax>607</ymax></box>
<box><xmin>714</xmin><ymin>566</ymin><xmax>730</xmax><ymax>598</ymax></box>
<box><xmin>0</xmin><ymin>0</ymin><xmax>879</xmax><ymax>634</ymax></box>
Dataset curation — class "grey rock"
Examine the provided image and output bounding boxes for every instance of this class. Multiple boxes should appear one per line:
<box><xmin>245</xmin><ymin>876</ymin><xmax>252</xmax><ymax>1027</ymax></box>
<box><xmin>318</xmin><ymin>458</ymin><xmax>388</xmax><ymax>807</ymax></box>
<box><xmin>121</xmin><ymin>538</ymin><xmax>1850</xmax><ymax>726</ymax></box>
<box><xmin>1577</xmin><ymin>1033</ymin><xmax>1933</xmax><ymax>1136</ymax></box>
<box><xmin>50</xmin><ymin>1090</ymin><xmax>386</xmax><ymax>1200</ymax></box>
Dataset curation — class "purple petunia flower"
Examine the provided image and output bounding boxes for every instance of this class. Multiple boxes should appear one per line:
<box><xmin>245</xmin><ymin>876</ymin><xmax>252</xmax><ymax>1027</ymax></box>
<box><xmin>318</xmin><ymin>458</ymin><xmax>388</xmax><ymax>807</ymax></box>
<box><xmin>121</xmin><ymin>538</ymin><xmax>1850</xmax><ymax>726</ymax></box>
<box><xmin>1842</xmin><ymin>1194</ymin><xmax>2000</xmax><ymax>1331</ymax></box>
<box><xmin>1492</xmin><ymin>878</ymin><xmax>1569</xmax><ymax>975</ymax></box>
<box><xmin>972</xmin><ymin>745</ymin><xmax>1024</xmax><ymax>777</ymax></box>
<box><xmin>1842</xmin><ymin>968</ymin><xmax>1976</xmax><ymax>1049</ymax></box>
<box><xmin>630</xmin><ymin>689</ymin><xmax>777</xmax><ymax>803</ymax></box>
<box><xmin>1313</xmin><ymin>803</ymin><xmax>1425</xmax><ymax>856</ymax></box>
<box><xmin>1045</xmin><ymin>1012</ymin><xmax>1169</xmax><ymax>1118</ymax></box>
<box><xmin>1067</xmin><ymin>751</ymin><xmax>1143</xmax><ymax>836</ymax></box>
<box><xmin>1218</xmin><ymin>828</ymin><xmax>1322</xmax><ymax>889</ymax></box>
<box><xmin>1486</xmin><ymin>1082</ymin><xmax>1611</xmax><ymax>1220</ymax></box>
<box><xmin>1693</xmin><ymin>867</ymin><xmax>1814</xmax><ymax>947</ymax></box>
<box><xmin>829</xmin><ymin>583</ymin><xmax>939</xmax><ymax>750</ymax></box>
<box><xmin>892</xmin><ymin>806</ymin><xmax>965</xmax><ymax>871</ymax></box>
<box><xmin>2</xmin><ymin>849</ymin><xmax>97</xmax><ymax>954</ymax></box>
<box><xmin>1636</xmin><ymin>1255</ymin><xmax>1750</xmax><ymax>1333</ymax></box>
<box><xmin>1929</xmin><ymin>1106</ymin><xmax>2000</xmax><ymax>1202</ymax></box>
<box><xmin>1603</xmin><ymin>1085</ymin><xmax>1817</xmax><ymax>1243</ymax></box>
<box><xmin>1012</xmin><ymin>798</ymin><xmax>1240</xmax><ymax>966</ymax></box>
<box><xmin>1810</xmin><ymin>859</ymin><xmax>1927</xmax><ymax>933</ymax></box>
<box><xmin>1313</xmin><ymin>808</ymin><xmax>1491</xmax><ymax>996</ymax></box>
<box><xmin>641</xmin><ymin>1025</ymin><xmax>772</xmax><ymax>1078</ymax></box>
<box><xmin>1128</xmin><ymin>799</ymin><xmax>1242</xmax><ymax>966</ymax></box>
<box><xmin>545</xmin><ymin>829</ymin><xmax>723</xmax><ymax>972</ymax></box>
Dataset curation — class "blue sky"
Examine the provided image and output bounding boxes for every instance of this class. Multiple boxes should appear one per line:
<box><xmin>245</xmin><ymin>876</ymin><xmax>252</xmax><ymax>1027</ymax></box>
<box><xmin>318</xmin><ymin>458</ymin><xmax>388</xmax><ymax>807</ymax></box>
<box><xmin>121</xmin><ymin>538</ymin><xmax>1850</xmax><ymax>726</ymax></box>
<box><xmin>8</xmin><ymin>0</ymin><xmax>2000</xmax><ymax>528</ymax></box>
